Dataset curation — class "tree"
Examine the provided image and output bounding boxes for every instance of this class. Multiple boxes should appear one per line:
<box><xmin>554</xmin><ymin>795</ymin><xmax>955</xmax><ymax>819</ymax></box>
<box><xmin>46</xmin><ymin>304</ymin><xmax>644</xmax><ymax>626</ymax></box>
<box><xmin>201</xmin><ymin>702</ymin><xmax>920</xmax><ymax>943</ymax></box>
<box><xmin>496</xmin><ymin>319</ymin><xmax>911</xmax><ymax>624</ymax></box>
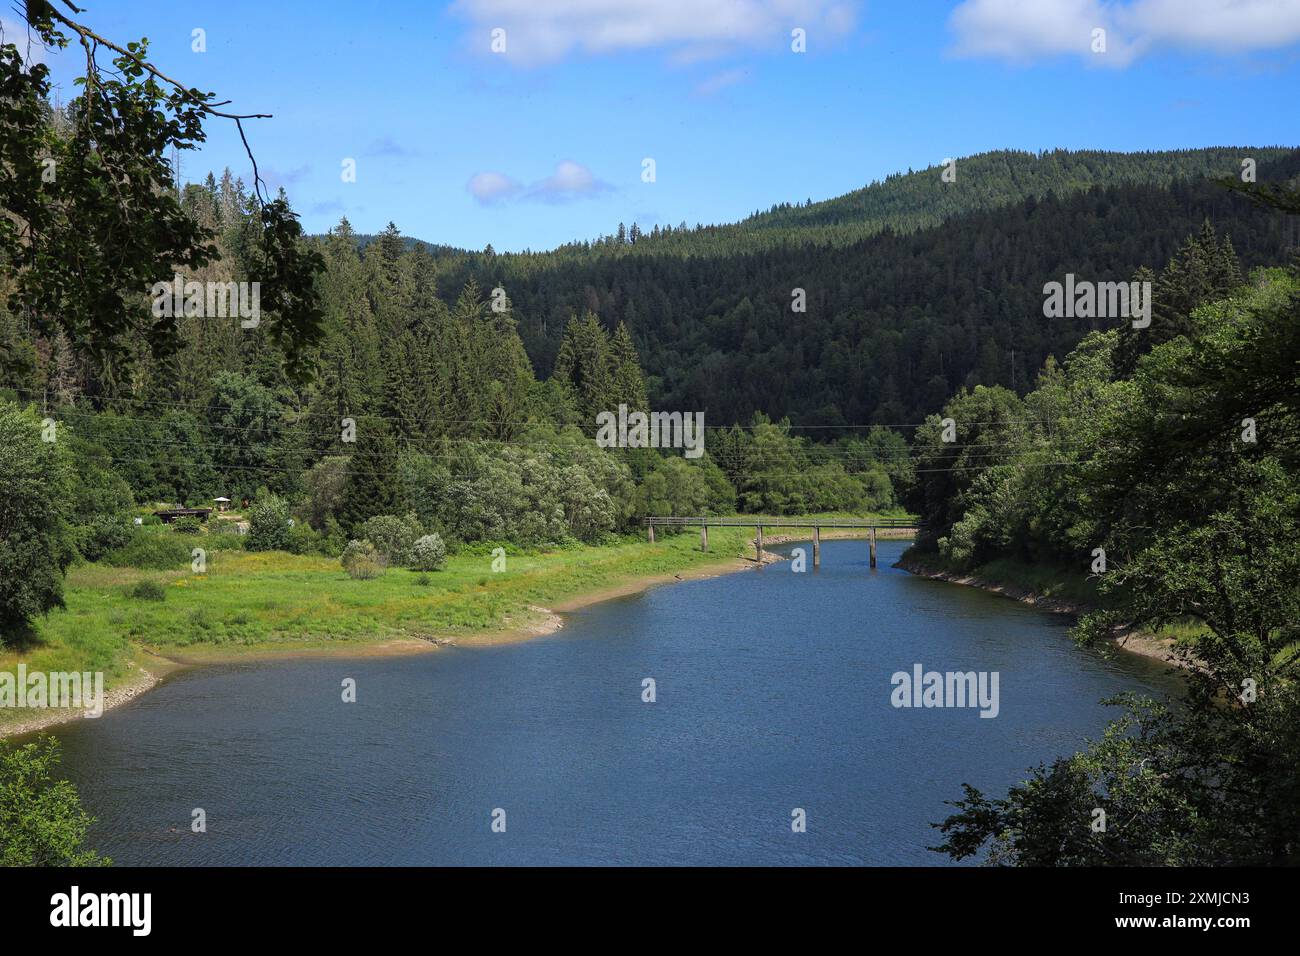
<box><xmin>1114</xmin><ymin>223</ymin><xmax>1242</xmax><ymax>374</ymax></box>
<box><xmin>608</xmin><ymin>321</ymin><xmax>648</xmax><ymax>412</ymax></box>
<box><xmin>300</xmin><ymin>456</ymin><xmax>350</xmax><ymax>530</ymax></box>
<box><xmin>0</xmin><ymin>402</ymin><xmax>73</xmax><ymax>641</ymax></box>
<box><xmin>552</xmin><ymin>311</ymin><xmax>612</xmax><ymax>420</ymax></box>
<box><xmin>1</xmin><ymin>4</ymin><xmax>324</xmax><ymax>379</ymax></box>
<box><xmin>0</xmin><ymin>736</ymin><xmax>107</xmax><ymax>866</ymax></box>
<box><xmin>246</xmin><ymin>493</ymin><xmax>291</xmax><ymax>552</ymax></box>
<box><xmin>902</xmin><ymin>384</ymin><xmax>1028</xmax><ymax>539</ymax></box>
<box><xmin>932</xmin><ymin>263</ymin><xmax>1300</xmax><ymax>865</ymax></box>
<box><xmin>339</xmin><ymin>424</ymin><xmax>399</xmax><ymax>532</ymax></box>
<box><xmin>205</xmin><ymin>372</ymin><xmax>285</xmax><ymax>499</ymax></box>
<box><xmin>409</xmin><ymin>533</ymin><xmax>447</xmax><ymax>571</ymax></box>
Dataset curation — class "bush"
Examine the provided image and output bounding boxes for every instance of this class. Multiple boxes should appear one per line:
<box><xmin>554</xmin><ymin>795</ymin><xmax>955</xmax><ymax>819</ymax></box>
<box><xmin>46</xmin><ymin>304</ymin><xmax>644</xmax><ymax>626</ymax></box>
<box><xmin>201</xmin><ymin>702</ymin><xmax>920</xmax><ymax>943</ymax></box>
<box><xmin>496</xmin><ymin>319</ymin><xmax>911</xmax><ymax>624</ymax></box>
<box><xmin>205</xmin><ymin>530</ymin><xmax>245</xmax><ymax>552</ymax></box>
<box><xmin>414</xmin><ymin>574</ymin><xmax>431</xmax><ymax>587</ymax></box>
<box><xmin>103</xmin><ymin>533</ymin><xmax>192</xmax><ymax>570</ymax></box>
<box><xmin>301</xmin><ymin>456</ymin><xmax>350</xmax><ymax>530</ymax></box>
<box><xmin>360</xmin><ymin>513</ymin><xmax>424</xmax><ymax>566</ymax></box>
<box><xmin>141</xmin><ymin>514</ymin><xmax>162</xmax><ymax>526</ymax></box>
<box><xmin>246</xmin><ymin>495</ymin><xmax>291</xmax><ymax>552</ymax></box>
<box><xmin>0</xmin><ymin>737</ymin><xmax>108</xmax><ymax>865</ymax></box>
<box><xmin>128</xmin><ymin>580</ymin><xmax>166</xmax><ymax>602</ymax></box>
<box><xmin>75</xmin><ymin>515</ymin><xmax>136</xmax><ymax>563</ymax></box>
<box><xmin>408</xmin><ymin>533</ymin><xmax>447</xmax><ymax>571</ymax></box>
<box><xmin>170</xmin><ymin>515</ymin><xmax>203</xmax><ymax>534</ymax></box>
<box><xmin>285</xmin><ymin>521</ymin><xmax>326</xmax><ymax>556</ymax></box>
<box><xmin>320</xmin><ymin>518</ymin><xmax>348</xmax><ymax>557</ymax></box>
<box><xmin>341</xmin><ymin>539</ymin><xmax>386</xmax><ymax>580</ymax></box>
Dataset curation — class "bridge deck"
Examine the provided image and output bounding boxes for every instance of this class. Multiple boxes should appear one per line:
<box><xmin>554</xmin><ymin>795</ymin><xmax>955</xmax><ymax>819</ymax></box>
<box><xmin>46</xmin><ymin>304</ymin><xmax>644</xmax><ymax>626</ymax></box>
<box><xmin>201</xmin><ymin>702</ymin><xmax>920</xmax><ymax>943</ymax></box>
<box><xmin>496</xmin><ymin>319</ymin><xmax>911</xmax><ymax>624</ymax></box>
<box><xmin>642</xmin><ymin>516</ymin><xmax>918</xmax><ymax>529</ymax></box>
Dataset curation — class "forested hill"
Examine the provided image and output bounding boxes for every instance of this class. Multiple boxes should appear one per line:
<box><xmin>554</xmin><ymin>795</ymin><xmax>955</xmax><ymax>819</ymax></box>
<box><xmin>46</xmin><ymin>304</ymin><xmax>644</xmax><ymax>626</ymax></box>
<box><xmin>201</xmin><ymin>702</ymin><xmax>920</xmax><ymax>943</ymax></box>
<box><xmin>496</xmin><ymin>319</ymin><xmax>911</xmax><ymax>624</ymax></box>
<box><xmin>436</xmin><ymin>148</ymin><xmax>1300</xmax><ymax>427</ymax></box>
<box><xmin>338</xmin><ymin>148</ymin><xmax>1293</xmax><ymax>258</ymax></box>
<box><xmin>526</xmin><ymin>146</ymin><xmax>1292</xmax><ymax>256</ymax></box>
<box><xmin>709</xmin><ymin>147</ymin><xmax>1293</xmax><ymax>249</ymax></box>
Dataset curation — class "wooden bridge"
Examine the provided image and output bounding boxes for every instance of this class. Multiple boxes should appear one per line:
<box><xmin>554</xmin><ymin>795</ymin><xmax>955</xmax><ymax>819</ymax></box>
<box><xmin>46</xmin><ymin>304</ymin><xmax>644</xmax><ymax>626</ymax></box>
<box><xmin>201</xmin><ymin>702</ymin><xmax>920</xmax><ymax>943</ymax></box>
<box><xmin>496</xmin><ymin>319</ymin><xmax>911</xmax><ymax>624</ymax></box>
<box><xmin>642</xmin><ymin>516</ymin><xmax>919</xmax><ymax>568</ymax></box>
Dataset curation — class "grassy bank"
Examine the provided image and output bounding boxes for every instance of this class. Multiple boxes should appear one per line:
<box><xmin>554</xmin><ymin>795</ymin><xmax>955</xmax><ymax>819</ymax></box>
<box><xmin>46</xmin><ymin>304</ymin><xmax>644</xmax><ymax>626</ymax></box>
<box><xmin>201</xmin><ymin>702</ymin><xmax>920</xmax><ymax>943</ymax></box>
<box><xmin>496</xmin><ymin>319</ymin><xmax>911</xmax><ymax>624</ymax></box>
<box><xmin>897</xmin><ymin>549</ymin><xmax>1105</xmax><ymax>608</ymax></box>
<box><xmin>895</xmin><ymin>546</ymin><xmax>1207</xmax><ymax>654</ymax></box>
<box><xmin>1</xmin><ymin>513</ymin><xmax>909</xmax><ymax>732</ymax></box>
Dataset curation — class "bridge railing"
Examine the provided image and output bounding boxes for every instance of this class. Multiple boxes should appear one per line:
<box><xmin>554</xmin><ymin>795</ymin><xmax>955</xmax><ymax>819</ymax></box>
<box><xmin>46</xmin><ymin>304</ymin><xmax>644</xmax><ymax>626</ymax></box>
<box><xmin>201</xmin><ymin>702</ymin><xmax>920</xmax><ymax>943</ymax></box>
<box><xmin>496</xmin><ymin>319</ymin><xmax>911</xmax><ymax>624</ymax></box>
<box><xmin>641</xmin><ymin>516</ymin><xmax>919</xmax><ymax>529</ymax></box>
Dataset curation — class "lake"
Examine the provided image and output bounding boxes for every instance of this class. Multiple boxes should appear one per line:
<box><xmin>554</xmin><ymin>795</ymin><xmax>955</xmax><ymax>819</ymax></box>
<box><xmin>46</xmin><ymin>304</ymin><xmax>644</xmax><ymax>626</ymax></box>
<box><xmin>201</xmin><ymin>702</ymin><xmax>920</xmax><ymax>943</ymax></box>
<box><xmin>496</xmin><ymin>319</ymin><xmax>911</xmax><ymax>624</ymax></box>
<box><xmin>50</xmin><ymin>538</ymin><xmax>1180</xmax><ymax>865</ymax></box>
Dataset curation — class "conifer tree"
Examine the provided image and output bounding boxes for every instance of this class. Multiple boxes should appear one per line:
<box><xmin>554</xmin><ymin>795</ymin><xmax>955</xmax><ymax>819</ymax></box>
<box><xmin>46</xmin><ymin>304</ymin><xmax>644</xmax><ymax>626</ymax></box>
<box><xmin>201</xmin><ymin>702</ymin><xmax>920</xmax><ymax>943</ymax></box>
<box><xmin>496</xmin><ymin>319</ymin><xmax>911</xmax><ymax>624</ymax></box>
<box><xmin>552</xmin><ymin>311</ymin><xmax>612</xmax><ymax>420</ymax></box>
<box><xmin>477</xmin><ymin>296</ymin><xmax>537</xmax><ymax>440</ymax></box>
<box><xmin>340</xmin><ymin>422</ymin><xmax>399</xmax><ymax>532</ymax></box>
<box><xmin>608</xmin><ymin>321</ymin><xmax>648</xmax><ymax>411</ymax></box>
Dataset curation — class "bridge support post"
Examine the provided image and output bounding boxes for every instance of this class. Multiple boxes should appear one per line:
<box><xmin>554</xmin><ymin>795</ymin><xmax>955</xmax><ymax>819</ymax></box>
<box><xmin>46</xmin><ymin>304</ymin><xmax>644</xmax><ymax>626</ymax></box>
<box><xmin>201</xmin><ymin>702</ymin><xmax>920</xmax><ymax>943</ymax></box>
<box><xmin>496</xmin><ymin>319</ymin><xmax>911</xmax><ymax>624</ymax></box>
<box><xmin>648</xmin><ymin>523</ymin><xmax>655</xmax><ymax>544</ymax></box>
<box><xmin>755</xmin><ymin>526</ymin><xmax>763</xmax><ymax>564</ymax></box>
<box><xmin>700</xmin><ymin>525</ymin><xmax>709</xmax><ymax>552</ymax></box>
<box><xmin>869</xmin><ymin>527</ymin><xmax>877</xmax><ymax>569</ymax></box>
<box><xmin>813</xmin><ymin>526</ymin><xmax>820</xmax><ymax>568</ymax></box>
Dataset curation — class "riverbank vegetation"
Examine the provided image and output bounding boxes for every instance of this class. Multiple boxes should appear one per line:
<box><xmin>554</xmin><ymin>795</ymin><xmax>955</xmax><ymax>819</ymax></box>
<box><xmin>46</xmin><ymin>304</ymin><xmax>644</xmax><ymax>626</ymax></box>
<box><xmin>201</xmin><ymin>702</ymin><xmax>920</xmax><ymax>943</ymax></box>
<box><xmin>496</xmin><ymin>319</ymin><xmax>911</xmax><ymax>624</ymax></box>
<box><xmin>906</xmin><ymin>201</ymin><xmax>1300</xmax><ymax>863</ymax></box>
<box><xmin>0</xmin><ymin>508</ymin><xmax>903</xmax><ymax>728</ymax></box>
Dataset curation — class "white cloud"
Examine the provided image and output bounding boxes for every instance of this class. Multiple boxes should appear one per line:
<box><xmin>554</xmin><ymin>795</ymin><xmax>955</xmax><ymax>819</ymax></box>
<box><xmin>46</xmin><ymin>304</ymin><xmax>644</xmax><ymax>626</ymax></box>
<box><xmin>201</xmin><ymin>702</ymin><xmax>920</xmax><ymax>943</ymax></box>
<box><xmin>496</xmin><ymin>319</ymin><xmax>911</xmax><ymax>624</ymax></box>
<box><xmin>530</xmin><ymin>159</ymin><xmax>609</xmax><ymax>200</ymax></box>
<box><xmin>452</xmin><ymin>0</ymin><xmax>859</xmax><ymax>64</ymax></box>
<box><xmin>467</xmin><ymin>171</ymin><xmax>523</xmax><ymax>204</ymax></box>
<box><xmin>950</xmin><ymin>0</ymin><xmax>1300</xmax><ymax>67</ymax></box>
<box><xmin>0</xmin><ymin>16</ymin><xmax>49</xmax><ymax>66</ymax></box>
<box><xmin>467</xmin><ymin>161</ymin><xmax>611</xmax><ymax>205</ymax></box>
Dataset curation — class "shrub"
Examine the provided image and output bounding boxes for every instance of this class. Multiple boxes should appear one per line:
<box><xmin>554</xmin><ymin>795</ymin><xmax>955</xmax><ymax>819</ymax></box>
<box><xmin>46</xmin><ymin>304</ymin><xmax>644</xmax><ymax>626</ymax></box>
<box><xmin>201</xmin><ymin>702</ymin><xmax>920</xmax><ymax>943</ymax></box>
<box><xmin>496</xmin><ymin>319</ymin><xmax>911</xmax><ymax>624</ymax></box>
<box><xmin>285</xmin><ymin>521</ymin><xmax>326</xmax><ymax>556</ymax></box>
<box><xmin>103</xmin><ymin>534</ymin><xmax>191</xmax><ymax>570</ymax></box>
<box><xmin>0</xmin><ymin>737</ymin><xmax>108</xmax><ymax>865</ymax></box>
<box><xmin>206</xmin><ymin>530</ymin><xmax>245</xmax><ymax>552</ymax></box>
<box><xmin>128</xmin><ymin>580</ymin><xmax>166</xmax><ymax>601</ymax></box>
<box><xmin>360</xmin><ymin>513</ymin><xmax>424</xmax><ymax>566</ymax></box>
<box><xmin>75</xmin><ymin>515</ymin><xmax>136</xmax><ymax>563</ymax></box>
<box><xmin>141</xmin><ymin>514</ymin><xmax>163</xmax><ymax>526</ymax></box>
<box><xmin>341</xmin><ymin>539</ymin><xmax>385</xmax><ymax>580</ymax></box>
<box><xmin>320</xmin><ymin>518</ymin><xmax>348</xmax><ymax>557</ymax></box>
<box><xmin>301</xmin><ymin>456</ymin><xmax>350</xmax><ymax>530</ymax></box>
<box><xmin>170</xmin><ymin>515</ymin><xmax>203</xmax><ymax>534</ymax></box>
<box><xmin>408</xmin><ymin>533</ymin><xmax>447</xmax><ymax>571</ymax></box>
<box><xmin>246</xmin><ymin>495</ymin><xmax>291</xmax><ymax>552</ymax></box>
<box><xmin>414</xmin><ymin>574</ymin><xmax>431</xmax><ymax>587</ymax></box>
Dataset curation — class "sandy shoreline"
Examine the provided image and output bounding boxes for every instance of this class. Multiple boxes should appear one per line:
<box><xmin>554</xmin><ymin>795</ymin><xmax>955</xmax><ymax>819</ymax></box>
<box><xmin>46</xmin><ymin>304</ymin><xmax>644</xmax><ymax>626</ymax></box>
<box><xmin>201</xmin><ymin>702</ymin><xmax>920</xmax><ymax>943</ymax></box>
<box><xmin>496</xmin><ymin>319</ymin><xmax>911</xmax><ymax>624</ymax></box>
<box><xmin>4</xmin><ymin>531</ymin><xmax>921</xmax><ymax>737</ymax></box>
<box><xmin>1</xmin><ymin>549</ymin><xmax>767</xmax><ymax>737</ymax></box>
<box><xmin>2</xmin><ymin>659</ymin><xmax>162</xmax><ymax>738</ymax></box>
<box><xmin>892</xmin><ymin>553</ymin><xmax>1181</xmax><ymax>666</ymax></box>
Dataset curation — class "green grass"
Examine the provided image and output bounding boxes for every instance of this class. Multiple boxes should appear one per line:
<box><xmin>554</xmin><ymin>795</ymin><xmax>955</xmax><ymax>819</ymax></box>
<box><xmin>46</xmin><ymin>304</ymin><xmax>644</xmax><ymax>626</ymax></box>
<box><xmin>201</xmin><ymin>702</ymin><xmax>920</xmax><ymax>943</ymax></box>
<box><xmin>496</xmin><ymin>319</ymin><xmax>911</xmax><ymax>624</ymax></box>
<box><xmin>1</xmin><ymin>512</ymin><xmax>917</xmax><ymax>729</ymax></box>
<box><xmin>0</xmin><ymin>527</ymin><xmax>767</xmax><ymax>724</ymax></box>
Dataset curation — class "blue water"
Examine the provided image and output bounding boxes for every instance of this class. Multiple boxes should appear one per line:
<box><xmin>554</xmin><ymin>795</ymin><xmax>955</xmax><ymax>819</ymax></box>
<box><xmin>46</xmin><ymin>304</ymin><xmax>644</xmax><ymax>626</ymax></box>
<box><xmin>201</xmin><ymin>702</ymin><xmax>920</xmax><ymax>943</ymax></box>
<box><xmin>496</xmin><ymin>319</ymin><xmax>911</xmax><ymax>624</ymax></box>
<box><xmin>50</xmin><ymin>539</ymin><xmax>1179</xmax><ymax>865</ymax></box>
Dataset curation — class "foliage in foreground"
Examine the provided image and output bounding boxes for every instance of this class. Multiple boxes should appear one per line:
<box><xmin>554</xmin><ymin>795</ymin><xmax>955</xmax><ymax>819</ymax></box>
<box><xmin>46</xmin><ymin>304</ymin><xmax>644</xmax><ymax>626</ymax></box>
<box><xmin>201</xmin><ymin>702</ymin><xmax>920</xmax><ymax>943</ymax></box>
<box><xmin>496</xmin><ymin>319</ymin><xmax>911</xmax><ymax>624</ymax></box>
<box><xmin>0</xmin><ymin>737</ymin><xmax>107</xmax><ymax>867</ymax></box>
<box><xmin>926</xmin><ymin>225</ymin><xmax>1300</xmax><ymax>864</ymax></box>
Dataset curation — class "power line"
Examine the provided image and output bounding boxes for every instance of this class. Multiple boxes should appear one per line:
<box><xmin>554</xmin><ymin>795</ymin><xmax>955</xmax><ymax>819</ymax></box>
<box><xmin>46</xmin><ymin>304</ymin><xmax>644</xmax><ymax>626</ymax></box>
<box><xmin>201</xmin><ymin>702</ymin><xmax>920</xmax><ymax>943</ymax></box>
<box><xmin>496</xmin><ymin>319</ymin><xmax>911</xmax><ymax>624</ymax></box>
<box><xmin>6</xmin><ymin>387</ymin><xmax>1066</xmax><ymax>432</ymax></box>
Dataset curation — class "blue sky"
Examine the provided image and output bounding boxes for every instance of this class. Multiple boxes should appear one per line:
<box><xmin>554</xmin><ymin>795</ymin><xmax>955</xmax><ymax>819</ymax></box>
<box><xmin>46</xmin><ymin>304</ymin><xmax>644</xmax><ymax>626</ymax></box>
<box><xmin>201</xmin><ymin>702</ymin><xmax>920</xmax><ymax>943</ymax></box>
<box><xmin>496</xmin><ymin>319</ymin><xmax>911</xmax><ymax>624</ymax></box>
<box><xmin>11</xmin><ymin>0</ymin><xmax>1300</xmax><ymax>251</ymax></box>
